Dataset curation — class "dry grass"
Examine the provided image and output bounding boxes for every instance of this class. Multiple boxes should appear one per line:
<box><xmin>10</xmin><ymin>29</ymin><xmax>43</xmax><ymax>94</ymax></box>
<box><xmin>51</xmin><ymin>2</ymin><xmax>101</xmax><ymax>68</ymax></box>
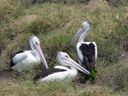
<box><xmin>0</xmin><ymin>75</ymin><xmax>123</xmax><ymax>96</ymax></box>
<box><xmin>97</xmin><ymin>53</ymin><xmax>128</xmax><ymax>91</ymax></box>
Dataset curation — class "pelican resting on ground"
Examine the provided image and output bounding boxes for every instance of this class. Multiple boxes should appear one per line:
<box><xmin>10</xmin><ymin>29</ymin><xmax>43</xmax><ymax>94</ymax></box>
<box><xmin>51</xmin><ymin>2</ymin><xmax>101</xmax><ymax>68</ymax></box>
<box><xmin>10</xmin><ymin>35</ymin><xmax>48</xmax><ymax>73</ymax></box>
<box><xmin>34</xmin><ymin>51</ymin><xmax>90</xmax><ymax>83</ymax></box>
<box><xmin>69</xmin><ymin>21</ymin><xmax>97</xmax><ymax>83</ymax></box>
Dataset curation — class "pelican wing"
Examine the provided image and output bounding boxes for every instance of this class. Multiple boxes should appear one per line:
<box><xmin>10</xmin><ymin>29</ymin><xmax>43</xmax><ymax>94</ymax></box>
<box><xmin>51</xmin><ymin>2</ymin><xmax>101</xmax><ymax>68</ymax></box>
<box><xmin>79</xmin><ymin>43</ymin><xmax>96</xmax><ymax>72</ymax></box>
<box><xmin>12</xmin><ymin>51</ymin><xmax>28</xmax><ymax>64</ymax></box>
<box><xmin>34</xmin><ymin>68</ymin><xmax>66</xmax><ymax>83</ymax></box>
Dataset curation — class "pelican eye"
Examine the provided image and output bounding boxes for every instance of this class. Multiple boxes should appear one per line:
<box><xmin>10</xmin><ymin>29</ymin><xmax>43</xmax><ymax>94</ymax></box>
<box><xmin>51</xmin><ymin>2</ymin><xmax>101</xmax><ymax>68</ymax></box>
<box><xmin>66</xmin><ymin>55</ymin><xmax>68</xmax><ymax>58</ymax></box>
<box><xmin>35</xmin><ymin>42</ymin><xmax>38</xmax><ymax>45</ymax></box>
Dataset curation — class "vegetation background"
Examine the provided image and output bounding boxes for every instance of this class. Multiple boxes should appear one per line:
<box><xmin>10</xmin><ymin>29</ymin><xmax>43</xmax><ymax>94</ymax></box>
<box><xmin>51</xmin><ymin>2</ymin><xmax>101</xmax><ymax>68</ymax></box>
<box><xmin>0</xmin><ymin>0</ymin><xmax>128</xmax><ymax>96</ymax></box>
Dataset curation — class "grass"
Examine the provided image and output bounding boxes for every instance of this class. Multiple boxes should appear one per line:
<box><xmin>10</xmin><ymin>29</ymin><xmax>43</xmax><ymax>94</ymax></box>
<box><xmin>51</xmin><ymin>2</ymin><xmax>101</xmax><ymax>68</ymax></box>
<box><xmin>97</xmin><ymin>55</ymin><xmax>128</xmax><ymax>91</ymax></box>
<box><xmin>106</xmin><ymin>0</ymin><xmax>128</xmax><ymax>7</ymax></box>
<box><xmin>0</xmin><ymin>0</ymin><xmax>128</xmax><ymax>95</ymax></box>
<box><xmin>0</xmin><ymin>76</ymin><xmax>124</xmax><ymax>96</ymax></box>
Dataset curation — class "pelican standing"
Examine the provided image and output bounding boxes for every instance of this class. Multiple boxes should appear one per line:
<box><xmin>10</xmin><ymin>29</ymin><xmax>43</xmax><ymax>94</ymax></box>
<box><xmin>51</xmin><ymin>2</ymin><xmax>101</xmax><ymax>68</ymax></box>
<box><xmin>69</xmin><ymin>21</ymin><xmax>97</xmax><ymax>83</ymax></box>
<box><xmin>10</xmin><ymin>35</ymin><xmax>49</xmax><ymax>73</ymax></box>
<box><xmin>34</xmin><ymin>51</ymin><xmax>90</xmax><ymax>82</ymax></box>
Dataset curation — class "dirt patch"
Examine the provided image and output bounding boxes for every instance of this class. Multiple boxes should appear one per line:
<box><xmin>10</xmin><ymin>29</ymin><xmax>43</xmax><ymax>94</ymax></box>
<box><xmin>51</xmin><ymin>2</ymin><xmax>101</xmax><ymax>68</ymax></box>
<box><xmin>0</xmin><ymin>71</ymin><xmax>11</xmax><ymax>80</ymax></box>
<box><xmin>0</xmin><ymin>50</ymin><xmax>11</xmax><ymax>71</ymax></box>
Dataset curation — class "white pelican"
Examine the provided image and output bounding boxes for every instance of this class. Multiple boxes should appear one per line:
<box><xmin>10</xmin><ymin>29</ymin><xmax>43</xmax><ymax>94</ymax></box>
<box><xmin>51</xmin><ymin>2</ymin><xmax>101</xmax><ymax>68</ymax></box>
<box><xmin>10</xmin><ymin>35</ymin><xmax>49</xmax><ymax>73</ymax></box>
<box><xmin>34</xmin><ymin>51</ymin><xmax>90</xmax><ymax>82</ymax></box>
<box><xmin>69</xmin><ymin>21</ymin><xmax>97</xmax><ymax>82</ymax></box>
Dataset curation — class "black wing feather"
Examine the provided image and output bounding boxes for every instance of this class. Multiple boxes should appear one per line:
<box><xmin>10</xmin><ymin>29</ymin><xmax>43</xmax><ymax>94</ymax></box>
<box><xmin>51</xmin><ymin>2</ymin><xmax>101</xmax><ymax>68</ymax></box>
<box><xmin>79</xmin><ymin>43</ymin><xmax>96</xmax><ymax>83</ymax></box>
<box><xmin>12</xmin><ymin>50</ymin><xmax>24</xmax><ymax>57</ymax></box>
<box><xmin>80</xmin><ymin>43</ymin><xmax>96</xmax><ymax>71</ymax></box>
<box><xmin>34</xmin><ymin>68</ymin><xmax>66</xmax><ymax>83</ymax></box>
<box><xmin>10</xmin><ymin>50</ymin><xmax>24</xmax><ymax>68</ymax></box>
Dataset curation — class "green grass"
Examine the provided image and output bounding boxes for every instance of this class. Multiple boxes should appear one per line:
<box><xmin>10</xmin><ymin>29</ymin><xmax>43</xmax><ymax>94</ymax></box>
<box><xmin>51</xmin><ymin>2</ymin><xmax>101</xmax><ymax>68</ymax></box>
<box><xmin>97</xmin><ymin>55</ymin><xmax>128</xmax><ymax>91</ymax></box>
<box><xmin>0</xmin><ymin>76</ymin><xmax>124</xmax><ymax>96</ymax></box>
<box><xmin>0</xmin><ymin>0</ymin><xmax>128</xmax><ymax>95</ymax></box>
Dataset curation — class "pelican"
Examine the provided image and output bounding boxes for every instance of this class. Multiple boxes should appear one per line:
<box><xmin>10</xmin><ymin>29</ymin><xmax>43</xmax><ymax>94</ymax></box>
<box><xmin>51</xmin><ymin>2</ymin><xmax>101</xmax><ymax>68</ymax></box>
<box><xmin>34</xmin><ymin>51</ymin><xmax>90</xmax><ymax>83</ymax></box>
<box><xmin>69</xmin><ymin>21</ymin><xmax>97</xmax><ymax>82</ymax></box>
<box><xmin>10</xmin><ymin>35</ymin><xmax>48</xmax><ymax>73</ymax></box>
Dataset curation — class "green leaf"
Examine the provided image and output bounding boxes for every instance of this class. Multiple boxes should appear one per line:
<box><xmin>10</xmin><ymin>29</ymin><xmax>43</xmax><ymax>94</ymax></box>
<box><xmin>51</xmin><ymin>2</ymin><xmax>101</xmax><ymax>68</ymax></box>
<box><xmin>89</xmin><ymin>70</ymin><xmax>97</xmax><ymax>81</ymax></box>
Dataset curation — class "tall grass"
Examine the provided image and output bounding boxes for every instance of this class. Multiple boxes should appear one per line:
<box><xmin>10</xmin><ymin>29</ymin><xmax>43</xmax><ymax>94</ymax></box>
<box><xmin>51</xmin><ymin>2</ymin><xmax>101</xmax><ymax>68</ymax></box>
<box><xmin>0</xmin><ymin>0</ymin><xmax>23</xmax><ymax>24</ymax></box>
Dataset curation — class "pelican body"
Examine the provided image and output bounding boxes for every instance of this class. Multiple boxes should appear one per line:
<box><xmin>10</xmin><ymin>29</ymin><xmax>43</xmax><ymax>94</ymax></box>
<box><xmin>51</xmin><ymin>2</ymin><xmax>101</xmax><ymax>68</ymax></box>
<box><xmin>34</xmin><ymin>51</ymin><xmax>90</xmax><ymax>82</ymax></box>
<box><xmin>10</xmin><ymin>35</ymin><xmax>48</xmax><ymax>72</ymax></box>
<box><xmin>69</xmin><ymin>21</ymin><xmax>97</xmax><ymax>83</ymax></box>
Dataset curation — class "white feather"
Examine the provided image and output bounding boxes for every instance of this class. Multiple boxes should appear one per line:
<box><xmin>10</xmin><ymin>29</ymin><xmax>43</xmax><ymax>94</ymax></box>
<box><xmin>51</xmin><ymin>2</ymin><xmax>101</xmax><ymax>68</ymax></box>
<box><xmin>41</xmin><ymin>70</ymin><xmax>70</xmax><ymax>82</ymax></box>
<box><xmin>41</xmin><ymin>66</ymin><xmax>77</xmax><ymax>82</ymax></box>
<box><xmin>54</xmin><ymin>66</ymin><xmax>70</xmax><ymax>70</ymax></box>
<box><xmin>92</xmin><ymin>41</ymin><xmax>98</xmax><ymax>60</ymax></box>
<box><xmin>76</xmin><ymin>43</ymin><xmax>83</xmax><ymax>65</ymax></box>
<box><xmin>13</xmin><ymin>52</ymin><xmax>27</xmax><ymax>64</ymax></box>
<box><xmin>11</xmin><ymin>50</ymin><xmax>41</xmax><ymax>72</ymax></box>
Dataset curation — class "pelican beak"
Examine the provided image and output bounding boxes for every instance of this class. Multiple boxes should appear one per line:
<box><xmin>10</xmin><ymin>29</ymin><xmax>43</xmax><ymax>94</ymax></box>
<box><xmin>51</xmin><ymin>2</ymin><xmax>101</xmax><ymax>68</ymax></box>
<box><xmin>69</xmin><ymin>27</ymin><xmax>84</xmax><ymax>46</ymax></box>
<box><xmin>35</xmin><ymin>44</ymin><xmax>49</xmax><ymax>69</ymax></box>
<box><xmin>67</xmin><ymin>57</ymin><xmax>90</xmax><ymax>75</ymax></box>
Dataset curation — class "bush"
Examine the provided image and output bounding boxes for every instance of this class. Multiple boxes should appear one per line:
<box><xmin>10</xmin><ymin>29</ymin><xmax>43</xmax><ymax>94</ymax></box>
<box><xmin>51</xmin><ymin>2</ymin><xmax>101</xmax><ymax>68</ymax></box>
<box><xmin>0</xmin><ymin>0</ymin><xmax>23</xmax><ymax>24</ymax></box>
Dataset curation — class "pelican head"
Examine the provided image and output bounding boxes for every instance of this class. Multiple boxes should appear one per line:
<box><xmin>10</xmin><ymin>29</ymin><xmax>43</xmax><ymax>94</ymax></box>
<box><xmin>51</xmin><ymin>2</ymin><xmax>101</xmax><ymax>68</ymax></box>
<box><xmin>29</xmin><ymin>35</ymin><xmax>48</xmax><ymax>69</ymax></box>
<box><xmin>69</xmin><ymin>21</ymin><xmax>91</xmax><ymax>45</ymax></box>
<box><xmin>57</xmin><ymin>51</ymin><xmax>90</xmax><ymax>75</ymax></box>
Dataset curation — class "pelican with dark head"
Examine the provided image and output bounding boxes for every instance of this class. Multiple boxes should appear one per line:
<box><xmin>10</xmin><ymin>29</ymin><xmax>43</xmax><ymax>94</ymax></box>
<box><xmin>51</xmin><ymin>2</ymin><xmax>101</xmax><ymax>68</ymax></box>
<box><xmin>70</xmin><ymin>21</ymin><xmax>97</xmax><ymax>83</ymax></box>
